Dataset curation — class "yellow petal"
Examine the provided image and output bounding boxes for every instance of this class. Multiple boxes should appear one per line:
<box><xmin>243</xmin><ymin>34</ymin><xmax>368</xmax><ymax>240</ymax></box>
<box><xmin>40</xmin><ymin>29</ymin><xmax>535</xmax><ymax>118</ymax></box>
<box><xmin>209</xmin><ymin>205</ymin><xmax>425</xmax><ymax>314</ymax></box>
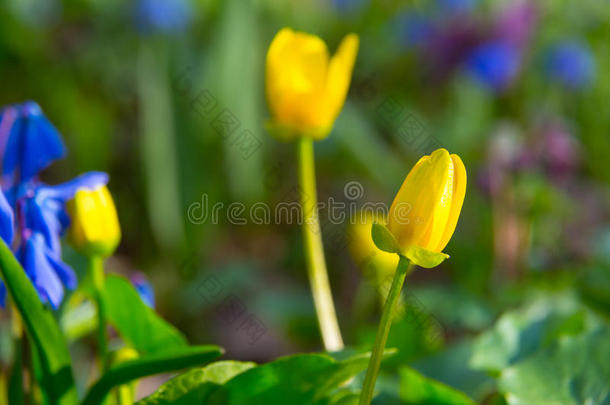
<box><xmin>265</xmin><ymin>28</ymin><xmax>329</xmax><ymax>130</ymax></box>
<box><xmin>387</xmin><ymin>149</ymin><xmax>453</xmax><ymax>251</ymax></box>
<box><xmin>418</xmin><ymin>152</ymin><xmax>454</xmax><ymax>251</ymax></box>
<box><xmin>319</xmin><ymin>33</ymin><xmax>359</xmax><ymax>132</ymax></box>
<box><xmin>69</xmin><ymin>186</ymin><xmax>121</xmax><ymax>257</ymax></box>
<box><xmin>435</xmin><ymin>153</ymin><xmax>466</xmax><ymax>252</ymax></box>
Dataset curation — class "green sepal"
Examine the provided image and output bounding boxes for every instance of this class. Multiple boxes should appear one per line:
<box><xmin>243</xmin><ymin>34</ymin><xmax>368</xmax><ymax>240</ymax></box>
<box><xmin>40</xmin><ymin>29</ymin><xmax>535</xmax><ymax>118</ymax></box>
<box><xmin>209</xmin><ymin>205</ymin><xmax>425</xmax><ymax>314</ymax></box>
<box><xmin>265</xmin><ymin>120</ymin><xmax>331</xmax><ymax>142</ymax></box>
<box><xmin>371</xmin><ymin>222</ymin><xmax>402</xmax><ymax>254</ymax></box>
<box><xmin>404</xmin><ymin>246</ymin><xmax>449</xmax><ymax>269</ymax></box>
<box><xmin>371</xmin><ymin>222</ymin><xmax>448</xmax><ymax>268</ymax></box>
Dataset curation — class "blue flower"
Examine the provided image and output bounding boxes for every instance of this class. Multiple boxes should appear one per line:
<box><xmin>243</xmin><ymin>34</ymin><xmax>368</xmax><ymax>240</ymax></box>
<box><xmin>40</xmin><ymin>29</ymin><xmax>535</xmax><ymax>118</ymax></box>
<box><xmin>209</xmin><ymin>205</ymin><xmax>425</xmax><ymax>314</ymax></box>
<box><xmin>0</xmin><ymin>100</ymin><xmax>110</xmax><ymax>309</ymax></box>
<box><xmin>131</xmin><ymin>272</ymin><xmax>155</xmax><ymax>308</ymax></box>
<box><xmin>134</xmin><ymin>0</ymin><xmax>192</xmax><ymax>34</ymax></box>
<box><xmin>466</xmin><ymin>40</ymin><xmax>520</xmax><ymax>91</ymax></box>
<box><xmin>11</xmin><ymin>172</ymin><xmax>109</xmax><ymax>308</ymax></box>
<box><xmin>332</xmin><ymin>0</ymin><xmax>369</xmax><ymax>13</ymax></box>
<box><xmin>545</xmin><ymin>40</ymin><xmax>595</xmax><ymax>90</ymax></box>
<box><xmin>0</xmin><ymin>101</ymin><xmax>66</xmax><ymax>185</ymax></box>
<box><xmin>396</xmin><ymin>12</ymin><xmax>435</xmax><ymax>48</ymax></box>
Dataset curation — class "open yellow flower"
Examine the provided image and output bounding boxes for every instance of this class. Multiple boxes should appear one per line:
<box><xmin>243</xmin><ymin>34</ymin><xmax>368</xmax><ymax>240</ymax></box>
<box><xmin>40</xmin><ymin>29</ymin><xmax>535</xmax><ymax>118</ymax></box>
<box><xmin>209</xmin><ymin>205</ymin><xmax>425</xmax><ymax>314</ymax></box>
<box><xmin>68</xmin><ymin>185</ymin><xmax>121</xmax><ymax>258</ymax></box>
<box><xmin>266</xmin><ymin>28</ymin><xmax>359</xmax><ymax>140</ymax></box>
<box><xmin>381</xmin><ymin>148</ymin><xmax>466</xmax><ymax>268</ymax></box>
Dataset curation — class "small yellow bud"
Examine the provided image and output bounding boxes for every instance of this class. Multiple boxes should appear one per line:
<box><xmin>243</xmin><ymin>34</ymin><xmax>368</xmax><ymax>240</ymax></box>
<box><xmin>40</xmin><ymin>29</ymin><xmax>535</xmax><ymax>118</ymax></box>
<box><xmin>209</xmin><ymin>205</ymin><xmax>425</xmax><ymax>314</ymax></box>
<box><xmin>266</xmin><ymin>28</ymin><xmax>359</xmax><ymax>140</ymax></box>
<box><xmin>68</xmin><ymin>186</ymin><xmax>121</xmax><ymax>258</ymax></box>
<box><xmin>386</xmin><ymin>148</ymin><xmax>466</xmax><ymax>268</ymax></box>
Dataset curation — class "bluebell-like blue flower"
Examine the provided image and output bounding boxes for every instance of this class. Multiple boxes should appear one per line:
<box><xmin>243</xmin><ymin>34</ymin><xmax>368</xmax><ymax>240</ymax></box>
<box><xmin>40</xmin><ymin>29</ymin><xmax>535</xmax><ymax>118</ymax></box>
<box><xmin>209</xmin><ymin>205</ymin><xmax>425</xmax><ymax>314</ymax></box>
<box><xmin>10</xmin><ymin>172</ymin><xmax>109</xmax><ymax>308</ymax></box>
<box><xmin>466</xmin><ymin>40</ymin><xmax>520</xmax><ymax>91</ymax></box>
<box><xmin>0</xmin><ymin>101</ymin><xmax>66</xmax><ymax>185</ymax></box>
<box><xmin>0</xmin><ymin>100</ymin><xmax>110</xmax><ymax>309</ymax></box>
<box><xmin>545</xmin><ymin>40</ymin><xmax>595</xmax><ymax>90</ymax></box>
<box><xmin>134</xmin><ymin>0</ymin><xmax>192</xmax><ymax>34</ymax></box>
<box><xmin>131</xmin><ymin>272</ymin><xmax>155</xmax><ymax>308</ymax></box>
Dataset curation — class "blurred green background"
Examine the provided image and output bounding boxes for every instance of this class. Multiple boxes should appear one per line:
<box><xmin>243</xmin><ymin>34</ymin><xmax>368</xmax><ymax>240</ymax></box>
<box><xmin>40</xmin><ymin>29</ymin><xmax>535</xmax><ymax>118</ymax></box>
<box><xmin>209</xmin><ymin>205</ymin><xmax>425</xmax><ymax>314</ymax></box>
<box><xmin>1</xmin><ymin>0</ymin><xmax>610</xmax><ymax>403</ymax></box>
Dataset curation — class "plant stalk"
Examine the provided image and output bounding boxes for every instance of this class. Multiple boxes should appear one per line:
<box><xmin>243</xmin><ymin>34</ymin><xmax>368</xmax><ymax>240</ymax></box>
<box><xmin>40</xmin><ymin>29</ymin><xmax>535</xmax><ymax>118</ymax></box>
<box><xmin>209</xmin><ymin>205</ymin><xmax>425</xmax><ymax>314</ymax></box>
<box><xmin>359</xmin><ymin>255</ymin><xmax>410</xmax><ymax>405</ymax></box>
<box><xmin>89</xmin><ymin>256</ymin><xmax>108</xmax><ymax>372</ymax></box>
<box><xmin>297</xmin><ymin>137</ymin><xmax>344</xmax><ymax>352</ymax></box>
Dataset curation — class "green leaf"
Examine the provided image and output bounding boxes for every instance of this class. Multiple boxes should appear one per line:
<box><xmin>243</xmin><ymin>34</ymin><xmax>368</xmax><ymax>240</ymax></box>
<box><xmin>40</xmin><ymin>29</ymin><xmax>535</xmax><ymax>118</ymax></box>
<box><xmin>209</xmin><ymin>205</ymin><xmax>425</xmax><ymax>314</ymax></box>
<box><xmin>0</xmin><ymin>240</ymin><xmax>78</xmax><ymax>405</ymax></box>
<box><xmin>103</xmin><ymin>274</ymin><xmax>187</xmax><ymax>354</ymax></box>
<box><xmin>371</xmin><ymin>223</ymin><xmax>401</xmax><ymax>255</ymax></box>
<box><xmin>135</xmin><ymin>361</ymin><xmax>255</xmax><ymax>405</ymax></box>
<box><xmin>209</xmin><ymin>352</ymin><xmax>387</xmax><ymax>404</ymax></box>
<box><xmin>499</xmin><ymin>328</ymin><xmax>610</xmax><ymax>405</ymax></box>
<box><xmin>412</xmin><ymin>340</ymin><xmax>495</xmax><ymax>402</ymax></box>
<box><xmin>470</xmin><ymin>294</ymin><xmax>588</xmax><ymax>373</ymax></box>
<box><xmin>81</xmin><ymin>345</ymin><xmax>223</xmax><ymax>405</ymax></box>
<box><xmin>399</xmin><ymin>367</ymin><xmax>477</xmax><ymax>405</ymax></box>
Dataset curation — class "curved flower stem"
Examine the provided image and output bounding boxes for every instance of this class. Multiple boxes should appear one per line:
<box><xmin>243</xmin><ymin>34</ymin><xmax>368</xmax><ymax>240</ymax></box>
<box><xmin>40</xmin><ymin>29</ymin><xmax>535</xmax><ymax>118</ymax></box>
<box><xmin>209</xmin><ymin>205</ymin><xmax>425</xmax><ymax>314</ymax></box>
<box><xmin>359</xmin><ymin>255</ymin><xmax>411</xmax><ymax>405</ymax></box>
<box><xmin>297</xmin><ymin>137</ymin><xmax>344</xmax><ymax>352</ymax></box>
<box><xmin>89</xmin><ymin>256</ymin><xmax>108</xmax><ymax>372</ymax></box>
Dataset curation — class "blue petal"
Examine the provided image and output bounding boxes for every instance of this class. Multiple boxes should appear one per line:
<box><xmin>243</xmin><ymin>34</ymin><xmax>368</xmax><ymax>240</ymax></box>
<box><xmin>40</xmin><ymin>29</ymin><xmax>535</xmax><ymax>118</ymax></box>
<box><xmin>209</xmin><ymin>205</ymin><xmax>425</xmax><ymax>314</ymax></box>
<box><xmin>22</xmin><ymin>234</ymin><xmax>64</xmax><ymax>309</ymax></box>
<box><xmin>0</xmin><ymin>282</ymin><xmax>6</xmax><ymax>308</ymax></box>
<box><xmin>134</xmin><ymin>0</ymin><xmax>192</xmax><ymax>34</ymax></box>
<box><xmin>21</xmin><ymin>105</ymin><xmax>66</xmax><ymax>181</ymax></box>
<box><xmin>1</xmin><ymin>101</ymin><xmax>66</xmax><ymax>183</ymax></box>
<box><xmin>131</xmin><ymin>273</ymin><xmax>155</xmax><ymax>308</ymax></box>
<box><xmin>46</xmin><ymin>252</ymin><xmax>77</xmax><ymax>290</ymax></box>
<box><xmin>0</xmin><ymin>191</ymin><xmax>14</xmax><ymax>245</ymax></box>
<box><xmin>545</xmin><ymin>40</ymin><xmax>595</xmax><ymax>89</ymax></box>
<box><xmin>466</xmin><ymin>40</ymin><xmax>520</xmax><ymax>91</ymax></box>
<box><xmin>37</xmin><ymin>171</ymin><xmax>109</xmax><ymax>202</ymax></box>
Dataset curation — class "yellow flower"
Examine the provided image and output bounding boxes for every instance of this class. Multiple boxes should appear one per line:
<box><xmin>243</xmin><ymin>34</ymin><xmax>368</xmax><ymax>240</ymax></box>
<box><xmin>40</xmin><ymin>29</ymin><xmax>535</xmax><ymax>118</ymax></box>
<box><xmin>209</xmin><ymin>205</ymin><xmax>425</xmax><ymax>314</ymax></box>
<box><xmin>266</xmin><ymin>28</ymin><xmax>359</xmax><ymax>140</ymax></box>
<box><xmin>349</xmin><ymin>210</ymin><xmax>399</xmax><ymax>277</ymax></box>
<box><xmin>385</xmin><ymin>148</ymin><xmax>466</xmax><ymax>268</ymax></box>
<box><xmin>68</xmin><ymin>186</ymin><xmax>121</xmax><ymax>257</ymax></box>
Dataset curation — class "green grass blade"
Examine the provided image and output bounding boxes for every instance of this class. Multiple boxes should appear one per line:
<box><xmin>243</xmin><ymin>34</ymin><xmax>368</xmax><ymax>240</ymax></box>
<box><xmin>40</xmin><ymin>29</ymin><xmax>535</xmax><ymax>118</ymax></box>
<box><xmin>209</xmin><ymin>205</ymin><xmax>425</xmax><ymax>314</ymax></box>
<box><xmin>0</xmin><ymin>240</ymin><xmax>78</xmax><ymax>405</ymax></box>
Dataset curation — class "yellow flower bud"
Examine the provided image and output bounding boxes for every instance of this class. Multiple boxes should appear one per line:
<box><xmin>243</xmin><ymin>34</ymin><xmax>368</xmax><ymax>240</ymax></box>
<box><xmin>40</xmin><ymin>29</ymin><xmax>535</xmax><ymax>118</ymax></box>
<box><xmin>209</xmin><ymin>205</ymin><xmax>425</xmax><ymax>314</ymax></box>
<box><xmin>386</xmin><ymin>148</ymin><xmax>466</xmax><ymax>268</ymax></box>
<box><xmin>68</xmin><ymin>186</ymin><xmax>121</xmax><ymax>258</ymax></box>
<box><xmin>266</xmin><ymin>28</ymin><xmax>359</xmax><ymax>140</ymax></box>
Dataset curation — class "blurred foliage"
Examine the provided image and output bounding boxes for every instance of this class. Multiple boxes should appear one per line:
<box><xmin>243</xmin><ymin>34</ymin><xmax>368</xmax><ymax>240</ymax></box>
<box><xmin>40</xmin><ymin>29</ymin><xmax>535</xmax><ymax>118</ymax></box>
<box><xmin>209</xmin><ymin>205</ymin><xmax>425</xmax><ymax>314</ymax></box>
<box><xmin>1</xmin><ymin>0</ymin><xmax>610</xmax><ymax>403</ymax></box>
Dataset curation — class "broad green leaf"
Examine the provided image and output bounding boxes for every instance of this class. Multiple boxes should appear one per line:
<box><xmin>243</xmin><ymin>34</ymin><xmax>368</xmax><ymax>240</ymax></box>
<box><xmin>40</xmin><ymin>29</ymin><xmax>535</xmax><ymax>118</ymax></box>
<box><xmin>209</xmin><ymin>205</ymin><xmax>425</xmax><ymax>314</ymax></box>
<box><xmin>399</xmin><ymin>367</ymin><xmax>477</xmax><ymax>405</ymax></box>
<box><xmin>103</xmin><ymin>275</ymin><xmax>187</xmax><ymax>354</ymax></box>
<box><xmin>0</xmin><ymin>240</ymin><xmax>78</xmax><ymax>405</ymax></box>
<box><xmin>209</xmin><ymin>352</ymin><xmax>388</xmax><ymax>404</ymax></box>
<box><xmin>470</xmin><ymin>294</ymin><xmax>588</xmax><ymax>373</ymax></box>
<box><xmin>413</xmin><ymin>340</ymin><xmax>495</xmax><ymax>402</ymax></box>
<box><xmin>135</xmin><ymin>361</ymin><xmax>255</xmax><ymax>405</ymax></box>
<box><xmin>499</xmin><ymin>328</ymin><xmax>610</xmax><ymax>405</ymax></box>
<box><xmin>81</xmin><ymin>345</ymin><xmax>223</xmax><ymax>405</ymax></box>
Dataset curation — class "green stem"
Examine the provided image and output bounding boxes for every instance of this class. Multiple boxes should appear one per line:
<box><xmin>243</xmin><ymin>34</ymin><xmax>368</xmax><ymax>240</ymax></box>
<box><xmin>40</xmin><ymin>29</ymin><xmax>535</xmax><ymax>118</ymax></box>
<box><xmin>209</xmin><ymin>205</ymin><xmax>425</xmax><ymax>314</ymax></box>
<box><xmin>359</xmin><ymin>255</ymin><xmax>410</xmax><ymax>405</ymax></box>
<box><xmin>89</xmin><ymin>256</ymin><xmax>108</xmax><ymax>372</ymax></box>
<box><xmin>297</xmin><ymin>137</ymin><xmax>344</xmax><ymax>352</ymax></box>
